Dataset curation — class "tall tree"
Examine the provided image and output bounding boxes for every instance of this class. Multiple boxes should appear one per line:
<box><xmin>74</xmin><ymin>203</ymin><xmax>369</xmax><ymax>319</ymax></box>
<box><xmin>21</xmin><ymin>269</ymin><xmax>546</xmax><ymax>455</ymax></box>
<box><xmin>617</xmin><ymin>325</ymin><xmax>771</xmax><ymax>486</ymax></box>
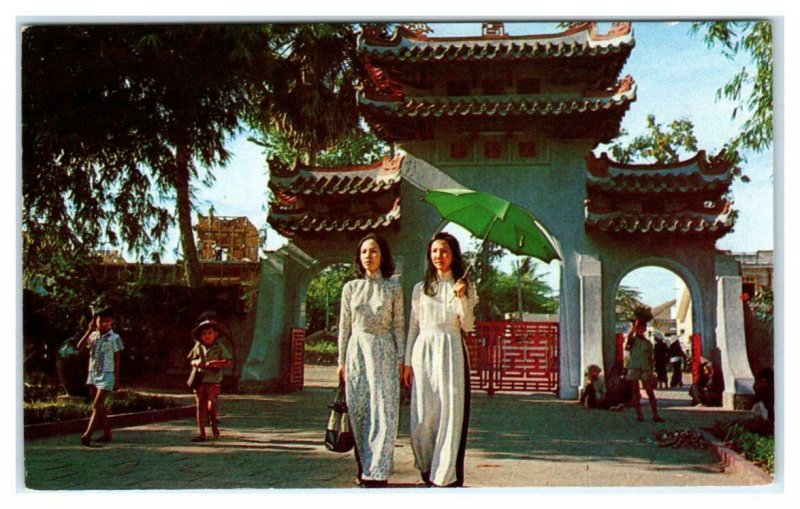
<box><xmin>249</xmin><ymin>24</ymin><xmax>366</xmax><ymax>165</ymax></box>
<box><xmin>305</xmin><ymin>264</ymin><xmax>357</xmax><ymax>334</ymax></box>
<box><xmin>250</xmin><ymin>127</ymin><xmax>389</xmax><ymax>168</ymax></box>
<box><xmin>615</xmin><ymin>285</ymin><xmax>645</xmax><ymax>324</ymax></box>
<box><xmin>22</xmin><ymin>25</ymin><xmax>276</xmax><ymax>287</ymax></box>
<box><xmin>609</xmin><ymin>115</ymin><xmax>698</xmax><ymax>164</ymax></box>
<box><xmin>690</xmin><ymin>21</ymin><xmax>773</xmax><ymax>155</ymax></box>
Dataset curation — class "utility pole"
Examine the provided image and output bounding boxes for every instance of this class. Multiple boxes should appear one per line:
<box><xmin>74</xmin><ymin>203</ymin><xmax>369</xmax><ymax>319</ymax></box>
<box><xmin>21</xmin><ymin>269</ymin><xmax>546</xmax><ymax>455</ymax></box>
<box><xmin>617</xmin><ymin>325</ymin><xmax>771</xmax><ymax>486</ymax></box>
<box><xmin>516</xmin><ymin>259</ymin><xmax>523</xmax><ymax>321</ymax></box>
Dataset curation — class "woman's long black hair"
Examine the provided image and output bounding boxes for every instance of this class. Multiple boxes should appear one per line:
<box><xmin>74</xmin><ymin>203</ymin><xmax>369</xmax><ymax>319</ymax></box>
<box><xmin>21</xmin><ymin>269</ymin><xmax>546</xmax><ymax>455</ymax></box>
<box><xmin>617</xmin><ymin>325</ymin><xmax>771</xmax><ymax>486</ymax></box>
<box><xmin>423</xmin><ymin>232</ymin><xmax>468</xmax><ymax>297</ymax></box>
<box><xmin>354</xmin><ymin>233</ymin><xmax>396</xmax><ymax>279</ymax></box>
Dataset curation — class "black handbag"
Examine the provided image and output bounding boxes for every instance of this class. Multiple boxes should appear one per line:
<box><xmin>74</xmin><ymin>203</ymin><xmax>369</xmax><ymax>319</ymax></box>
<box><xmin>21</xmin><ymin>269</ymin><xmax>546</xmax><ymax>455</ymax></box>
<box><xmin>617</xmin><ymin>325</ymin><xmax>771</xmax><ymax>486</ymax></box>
<box><xmin>325</xmin><ymin>382</ymin><xmax>355</xmax><ymax>453</ymax></box>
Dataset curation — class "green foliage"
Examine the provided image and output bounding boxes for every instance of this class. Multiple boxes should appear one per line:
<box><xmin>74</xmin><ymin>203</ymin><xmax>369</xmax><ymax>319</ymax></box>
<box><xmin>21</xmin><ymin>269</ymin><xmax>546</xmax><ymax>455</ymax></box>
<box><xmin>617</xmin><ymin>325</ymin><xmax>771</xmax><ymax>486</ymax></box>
<box><xmin>467</xmin><ymin>242</ymin><xmax>557</xmax><ymax>321</ymax></box>
<box><xmin>690</xmin><ymin>21</ymin><xmax>773</xmax><ymax>155</ymax></box>
<box><xmin>24</xmin><ymin>280</ymin><xmax>245</xmax><ymax>383</ymax></box>
<box><xmin>248</xmin><ymin>24</ymin><xmax>368</xmax><ymax>162</ymax></box>
<box><xmin>726</xmin><ymin>422</ymin><xmax>775</xmax><ymax>474</ymax></box>
<box><xmin>305</xmin><ymin>264</ymin><xmax>357</xmax><ymax>334</ymax></box>
<box><xmin>24</xmin><ymin>390</ymin><xmax>181</xmax><ymax>426</ymax></box>
<box><xmin>304</xmin><ymin>337</ymin><xmax>338</xmax><ymax>365</ymax></box>
<box><xmin>750</xmin><ymin>288</ymin><xmax>774</xmax><ymax>335</ymax></box>
<box><xmin>250</xmin><ymin>128</ymin><xmax>389</xmax><ymax>168</ymax></box>
<box><xmin>22</xmin><ymin>25</ymin><xmax>279</xmax><ymax>286</ymax></box>
<box><xmin>24</xmin><ymin>383</ymin><xmax>62</xmax><ymax>404</ymax></box>
<box><xmin>615</xmin><ymin>285</ymin><xmax>644</xmax><ymax>324</ymax></box>
<box><xmin>609</xmin><ymin>115</ymin><xmax>698</xmax><ymax>164</ymax></box>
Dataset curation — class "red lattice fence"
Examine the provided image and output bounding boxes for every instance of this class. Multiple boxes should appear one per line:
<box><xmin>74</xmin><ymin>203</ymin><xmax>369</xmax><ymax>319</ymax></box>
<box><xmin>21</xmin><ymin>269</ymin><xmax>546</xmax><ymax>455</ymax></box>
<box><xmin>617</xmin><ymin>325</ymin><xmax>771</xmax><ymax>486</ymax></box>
<box><xmin>464</xmin><ymin>321</ymin><xmax>559</xmax><ymax>394</ymax></box>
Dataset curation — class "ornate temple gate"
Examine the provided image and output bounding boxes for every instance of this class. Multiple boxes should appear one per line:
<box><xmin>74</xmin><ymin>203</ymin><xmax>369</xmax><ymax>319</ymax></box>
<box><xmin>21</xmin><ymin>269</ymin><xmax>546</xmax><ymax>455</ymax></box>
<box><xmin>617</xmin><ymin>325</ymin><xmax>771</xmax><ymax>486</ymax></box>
<box><xmin>465</xmin><ymin>321</ymin><xmax>559</xmax><ymax>395</ymax></box>
<box><xmin>249</xmin><ymin>22</ymin><xmax>752</xmax><ymax>402</ymax></box>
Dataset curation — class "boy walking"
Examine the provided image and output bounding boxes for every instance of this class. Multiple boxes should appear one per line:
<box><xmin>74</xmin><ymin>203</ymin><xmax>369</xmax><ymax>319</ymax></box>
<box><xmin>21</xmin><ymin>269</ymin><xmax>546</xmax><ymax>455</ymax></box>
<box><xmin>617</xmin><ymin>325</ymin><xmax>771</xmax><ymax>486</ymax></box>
<box><xmin>187</xmin><ymin>317</ymin><xmax>232</xmax><ymax>442</ymax></box>
<box><xmin>77</xmin><ymin>306</ymin><xmax>124</xmax><ymax>446</ymax></box>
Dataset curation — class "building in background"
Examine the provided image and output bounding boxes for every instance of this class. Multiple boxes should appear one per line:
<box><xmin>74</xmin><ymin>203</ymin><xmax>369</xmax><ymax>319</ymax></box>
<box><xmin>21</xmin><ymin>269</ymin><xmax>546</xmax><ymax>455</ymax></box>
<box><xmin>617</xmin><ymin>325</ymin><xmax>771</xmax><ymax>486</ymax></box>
<box><xmin>727</xmin><ymin>250</ymin><xmax>773</xmax><ymax>298</ymax></box>
<box><xmin>196</xmin><ymin>213</ymin><xmax>260</xmax><ymax>262</ymax></box>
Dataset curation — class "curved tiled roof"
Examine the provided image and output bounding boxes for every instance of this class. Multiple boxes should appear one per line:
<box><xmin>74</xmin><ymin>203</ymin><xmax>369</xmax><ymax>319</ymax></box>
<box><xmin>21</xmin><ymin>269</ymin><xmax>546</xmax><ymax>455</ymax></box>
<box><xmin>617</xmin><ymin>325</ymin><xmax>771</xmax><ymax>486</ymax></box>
<box><xmin>268</xmin><ymin>199</ymin><xmax>401</xmax><ymax>238</ymax></box>
<box><xmin>586</xmin><ymin>150</ymin><xmax>735</xmax><ymax>177</ymax></box>
<box><xmin>585</xmin><ymin>150</ymin><xmax>734</xmax><ymax>194</ymax></box>
<box><xmin>359</xmin><ymin>22</ymin><xmax>634</xmax><ymax>63</ymax></box>
<box><xmin>269</xmin><ymin>155</ymin><xmax>404</xmax><ymax>196</ymax></box>
<box><xmin>358</xmin><ymin>76</ymin><xmax>636</xmax><ymax>119</ymax></box>
<box><xmin>585</xmin><ymin>201</ymin><xmax>734</xmax><ymax>237</ymax></box>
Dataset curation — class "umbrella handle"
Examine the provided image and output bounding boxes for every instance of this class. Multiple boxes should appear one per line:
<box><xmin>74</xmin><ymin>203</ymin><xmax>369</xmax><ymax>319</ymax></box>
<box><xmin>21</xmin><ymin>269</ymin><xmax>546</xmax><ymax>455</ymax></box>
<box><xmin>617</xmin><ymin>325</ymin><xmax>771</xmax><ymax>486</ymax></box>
<box><xmin>461</xmin><ymin>215</ymin><xmax>496</xmax><ymax>284</ymax></box>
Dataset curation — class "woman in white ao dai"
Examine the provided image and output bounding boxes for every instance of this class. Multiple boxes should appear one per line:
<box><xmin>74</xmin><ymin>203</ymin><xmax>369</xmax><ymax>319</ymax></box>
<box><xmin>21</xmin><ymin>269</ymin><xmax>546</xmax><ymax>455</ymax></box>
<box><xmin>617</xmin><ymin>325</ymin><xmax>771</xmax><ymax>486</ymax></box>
<box><xmin>402</xmin><ymin>232</ymin><xmax>477</xmax><ymax>487</ymax></box>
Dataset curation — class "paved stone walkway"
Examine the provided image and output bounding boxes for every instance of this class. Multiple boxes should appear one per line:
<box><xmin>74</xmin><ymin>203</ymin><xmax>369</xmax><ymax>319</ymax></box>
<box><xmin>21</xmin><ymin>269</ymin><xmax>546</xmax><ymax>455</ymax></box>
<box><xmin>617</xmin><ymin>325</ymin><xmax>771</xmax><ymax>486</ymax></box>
<box><xmin>23</xmin><ymin>367</ymin><xmax>772</xmax><ymax>490</ymax></box>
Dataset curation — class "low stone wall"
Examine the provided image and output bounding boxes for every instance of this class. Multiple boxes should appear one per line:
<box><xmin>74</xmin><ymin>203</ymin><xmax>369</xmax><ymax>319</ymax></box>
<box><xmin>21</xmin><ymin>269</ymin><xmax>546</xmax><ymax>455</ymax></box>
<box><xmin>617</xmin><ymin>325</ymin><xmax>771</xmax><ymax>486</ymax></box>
<box><xmin>24</xmin><ymin>406</ymin><xmax>196</xmax><ymax>440</ymax></box>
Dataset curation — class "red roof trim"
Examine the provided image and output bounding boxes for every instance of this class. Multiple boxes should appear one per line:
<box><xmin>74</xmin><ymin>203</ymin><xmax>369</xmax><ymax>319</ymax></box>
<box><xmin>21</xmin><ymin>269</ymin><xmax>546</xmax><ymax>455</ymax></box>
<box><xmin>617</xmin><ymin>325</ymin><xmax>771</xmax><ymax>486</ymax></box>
<box><xmin>270</xmin><ymin>154</ymin><xmax>404</xmax><ymax>177</ymax></box>
<box><xmin>362</xmin><ymin>21</ymin><xmax>631</xmax><ymax>46</ymax></box>
<box><xmin>585</xmin><ymin>150</ymin><xmax>735</xmax><ymax>178</ymax></box>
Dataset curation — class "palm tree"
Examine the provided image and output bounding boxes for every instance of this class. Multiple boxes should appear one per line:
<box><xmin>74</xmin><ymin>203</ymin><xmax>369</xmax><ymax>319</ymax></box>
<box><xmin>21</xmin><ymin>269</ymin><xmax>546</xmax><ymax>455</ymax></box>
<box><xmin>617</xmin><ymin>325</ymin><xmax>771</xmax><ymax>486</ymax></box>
<box><xmin>250</xmin><ymin>24</ymin><xmax>364</xmax><ymax>165</ymax></box>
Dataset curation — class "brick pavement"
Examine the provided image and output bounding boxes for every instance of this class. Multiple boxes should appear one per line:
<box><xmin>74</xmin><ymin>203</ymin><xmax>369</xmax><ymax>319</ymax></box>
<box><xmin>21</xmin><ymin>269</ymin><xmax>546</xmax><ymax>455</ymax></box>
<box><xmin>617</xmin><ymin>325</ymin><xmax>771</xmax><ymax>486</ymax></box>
<box><xmin>22</xmin><ymin>368</ymin><xmax>773</xmax><ymax>490</ymax></box>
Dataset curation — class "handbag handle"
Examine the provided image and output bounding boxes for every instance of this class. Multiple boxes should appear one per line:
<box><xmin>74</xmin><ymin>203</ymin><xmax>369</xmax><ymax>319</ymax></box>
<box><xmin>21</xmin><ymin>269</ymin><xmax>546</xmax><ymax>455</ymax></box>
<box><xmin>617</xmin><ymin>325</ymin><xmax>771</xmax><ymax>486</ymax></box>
<box><xmin>329</xmin><ymin>381</ymin><xmax>348</xmax><ymax>413</ymax></box>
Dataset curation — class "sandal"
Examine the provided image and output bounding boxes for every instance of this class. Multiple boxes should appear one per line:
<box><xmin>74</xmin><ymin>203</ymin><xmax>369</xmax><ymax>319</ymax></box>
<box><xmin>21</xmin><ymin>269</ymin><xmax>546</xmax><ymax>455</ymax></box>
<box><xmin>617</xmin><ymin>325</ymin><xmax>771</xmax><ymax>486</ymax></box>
<box><xmin>191</xmin><ymin>435</ymin><xmax>206</xmax><ymax>442</ymax></box>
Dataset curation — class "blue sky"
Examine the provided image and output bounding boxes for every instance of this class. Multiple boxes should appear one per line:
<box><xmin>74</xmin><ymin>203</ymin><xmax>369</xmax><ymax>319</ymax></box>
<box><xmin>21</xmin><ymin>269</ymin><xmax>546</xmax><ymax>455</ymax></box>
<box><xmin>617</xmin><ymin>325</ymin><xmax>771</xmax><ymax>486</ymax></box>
<box><xmin>182</xmin><ymin>21</ymin><xmax>774</xmax><ymax>307</ymax></box>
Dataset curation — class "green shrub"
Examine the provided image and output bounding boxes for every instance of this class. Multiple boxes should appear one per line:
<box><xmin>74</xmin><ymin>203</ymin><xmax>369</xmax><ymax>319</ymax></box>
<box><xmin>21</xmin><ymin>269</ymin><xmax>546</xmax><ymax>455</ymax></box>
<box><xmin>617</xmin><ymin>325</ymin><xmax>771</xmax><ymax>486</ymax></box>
<box><xmin>727</xmin><ymin>423</ymin><xmax>775</xmax><ymax>474</ymax></box>
<box><xmin>24</xmin><ymin>383</ymin><xmax>62</xmax><ymax>403</ymax></box>
<box><xmin>24</xmin><ymin>390</ymin><xmax>181</xmax><ymax>425</ymax></box>
<box><xmin>305</xmin><ymin>340</ymin><xmax>337</xmax><ymax>365</ymax></box>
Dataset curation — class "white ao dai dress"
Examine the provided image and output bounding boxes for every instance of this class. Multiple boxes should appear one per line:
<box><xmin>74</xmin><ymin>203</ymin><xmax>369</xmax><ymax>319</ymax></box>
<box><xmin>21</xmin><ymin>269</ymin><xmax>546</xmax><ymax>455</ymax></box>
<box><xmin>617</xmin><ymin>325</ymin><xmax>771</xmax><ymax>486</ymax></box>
<box><xmin>338</xmin><ymin>272</ymin><xmax>404</xmax><ymax>481</ymax></box>
<box><xmin>405</xmin><ymin>272</ymin><xmax>477</xmax><ymax>487</ymax></box>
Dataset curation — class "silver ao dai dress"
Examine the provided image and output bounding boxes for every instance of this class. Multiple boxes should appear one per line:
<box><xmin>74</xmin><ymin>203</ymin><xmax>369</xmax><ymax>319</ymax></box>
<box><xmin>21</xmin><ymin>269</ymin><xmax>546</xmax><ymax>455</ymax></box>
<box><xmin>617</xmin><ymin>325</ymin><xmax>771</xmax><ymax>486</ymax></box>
<box><xmin>338</xmin><ymin>273</ymin><xmax>404</xmax><ymax>481</ymax></box>
<box><xmin>405</xmin><ymin>272</ymin><xmax>477</xmax><ymax>486</ymax></box>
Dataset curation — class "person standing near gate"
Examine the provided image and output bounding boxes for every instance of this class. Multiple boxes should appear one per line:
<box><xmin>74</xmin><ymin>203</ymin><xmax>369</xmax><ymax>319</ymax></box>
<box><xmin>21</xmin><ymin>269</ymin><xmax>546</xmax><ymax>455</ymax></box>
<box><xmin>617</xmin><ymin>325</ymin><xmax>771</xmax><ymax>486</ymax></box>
<box><xmin>653</xmin><ymin>333</ymin><xmax>669</xmax><ymax>389</ymax></box>
<box><xmin>337</xmin><ymin>234</ymin><xmax>405</xmax><ymax>487</ymax></box>
<box><xmin>625</xmin><ymin>308</ymin><xmax>665</xmax><ymax>423</ymax></box>
<box><xmin>668</xmin><ymin>337</ymin><xmax>688</xmax><ymax>387</ymax></box>
<box><xmin>402</xmin><ymin>232</ymin><xmax>478</xmax><ymax>487</ymax></box>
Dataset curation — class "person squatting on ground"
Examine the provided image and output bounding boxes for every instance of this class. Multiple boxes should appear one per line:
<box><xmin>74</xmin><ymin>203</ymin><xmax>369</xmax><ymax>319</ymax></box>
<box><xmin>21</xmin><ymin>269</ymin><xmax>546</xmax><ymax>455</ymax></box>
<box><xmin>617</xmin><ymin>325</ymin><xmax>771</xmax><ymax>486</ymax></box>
<box><xmin>751</xmin><ymin>367</ymin><xmax>774</xmax><ymax>429</ymax></box>
<box><xmin>337</xmin><ymin>234</ymin><xmax>405</xmax><ymax>488</ymax></box>
<box><xmin>579</xmin><ymin>364</ymin><xmax>626</xmax><ymax>410</ymax></box>
<box><xmin>403</xmin><ymin>232</ymin><xmax>478</xmax><ymax>487</ymax></box>
<box><xmin>668</xmin><ymin>337</ymin><xmax>688</xmax><ymax>388</ymax></box>
<box><xmin>688</xmin><ymin>361</ymin><xmax>722</xmax><ymax>407</ymax></box>
<box><xmin>77</xmin><ymin>306</ymin><xmax>124</xmax><ymax>447</ymax></box>
<box><xmin>187</xmin><ymin>317</ymin><xmax>232</xmax><ymax>442</ymax></box>
<box><xmin>625</xmin><ymin>319</ymin><xmax>665</xmax><ymax>423</ymax></box>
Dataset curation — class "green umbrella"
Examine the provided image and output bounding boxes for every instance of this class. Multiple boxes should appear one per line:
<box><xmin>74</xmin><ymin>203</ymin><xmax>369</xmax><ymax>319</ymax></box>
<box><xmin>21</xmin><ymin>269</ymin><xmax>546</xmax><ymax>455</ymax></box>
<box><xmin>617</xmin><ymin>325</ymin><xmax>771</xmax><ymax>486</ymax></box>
<box><xmin>423</xmin><ymin>188</ymin><xmax>561</xmax><ymax>272</ymax></box>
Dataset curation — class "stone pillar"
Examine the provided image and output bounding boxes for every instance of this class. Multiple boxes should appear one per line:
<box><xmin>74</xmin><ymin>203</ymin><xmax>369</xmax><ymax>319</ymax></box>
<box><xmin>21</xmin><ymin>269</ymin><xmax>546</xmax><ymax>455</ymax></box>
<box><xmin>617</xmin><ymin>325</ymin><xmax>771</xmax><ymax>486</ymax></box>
<box><xmin>578</xmin><ymin>255</ymin><xmax>603</xmax><ymax>384</ymax></box>
<box><xmin>716</xmin><ymin>275</ymin><xmax>755</xmax><ymax>408</ymax></box>
<box><xmin>241</xmin><ymin>255</ymin><xmax>287</xmax><ymax>384</ymax></box>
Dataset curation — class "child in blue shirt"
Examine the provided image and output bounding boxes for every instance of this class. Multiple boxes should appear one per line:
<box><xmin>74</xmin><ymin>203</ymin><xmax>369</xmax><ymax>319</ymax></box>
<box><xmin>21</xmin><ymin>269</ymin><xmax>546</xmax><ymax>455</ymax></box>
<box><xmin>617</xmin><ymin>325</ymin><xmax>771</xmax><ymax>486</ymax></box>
<box><xmin>77</xmin><ymin>306</ymin><xmax>124</xmax><ymax>446</ymax></box>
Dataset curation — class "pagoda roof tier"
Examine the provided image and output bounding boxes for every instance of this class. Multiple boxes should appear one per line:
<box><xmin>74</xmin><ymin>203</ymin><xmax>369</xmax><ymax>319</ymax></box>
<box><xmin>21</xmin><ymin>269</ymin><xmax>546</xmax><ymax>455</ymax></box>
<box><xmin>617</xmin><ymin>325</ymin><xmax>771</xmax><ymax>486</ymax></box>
<box><xmin>359</xmin><ymin>22</ymin><xmax>634</xmax><ymax>64</ymax></box>
<box><xmin>586</xmin><ymin>151</ymin><xmax>734</xmax><ymax>195</ymax></box>
<box><xmin>268</xmin><ymin>199</ymin><xmax>401</xmax><ymax>238</ymax></box>
<box><xmin>359</xmin><ymin>76</ymin><xmax>635</xmax><ymax>142</ymax></box>
<box><xmin>585</xmin><ymin>200</ymin><xmax>734</xmax><ymax>238</ymax></box>
<box><xmin>269</xmin><ymin>155</ymin><xmax>404</xmax><ymax>196</ymax></box>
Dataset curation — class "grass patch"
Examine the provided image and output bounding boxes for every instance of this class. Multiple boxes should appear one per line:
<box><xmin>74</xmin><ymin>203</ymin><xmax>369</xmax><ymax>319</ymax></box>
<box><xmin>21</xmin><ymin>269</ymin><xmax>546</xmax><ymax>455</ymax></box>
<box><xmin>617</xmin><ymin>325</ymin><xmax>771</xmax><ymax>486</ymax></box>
<box><xmin>708</xmin><ymin>418</ymin><xmax>774</xmax><ymax>475</ymax></box>
<box><xmin>305</xmin><ymin>332</ymin><xmax>338</xmax><ymax>365</ymax></box>
<box><xmin>24</xmin><ymin>389</ymin><xmax>181</xmax><ymax>426</ymax></box>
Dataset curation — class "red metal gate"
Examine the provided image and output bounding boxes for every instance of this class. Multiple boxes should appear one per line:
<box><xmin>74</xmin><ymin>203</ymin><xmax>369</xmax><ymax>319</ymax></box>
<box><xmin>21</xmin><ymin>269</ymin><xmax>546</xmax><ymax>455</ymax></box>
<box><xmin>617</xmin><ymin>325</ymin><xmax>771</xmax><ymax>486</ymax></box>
<box><xmin>288</xmin><ymin>327</ymin><xmax>305</xmax><ymax>391</ymax></box>
<box><xmin>464</xmin><ymin>321</ymin><xmax>559</xmax><ymax>394</ymax></box>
